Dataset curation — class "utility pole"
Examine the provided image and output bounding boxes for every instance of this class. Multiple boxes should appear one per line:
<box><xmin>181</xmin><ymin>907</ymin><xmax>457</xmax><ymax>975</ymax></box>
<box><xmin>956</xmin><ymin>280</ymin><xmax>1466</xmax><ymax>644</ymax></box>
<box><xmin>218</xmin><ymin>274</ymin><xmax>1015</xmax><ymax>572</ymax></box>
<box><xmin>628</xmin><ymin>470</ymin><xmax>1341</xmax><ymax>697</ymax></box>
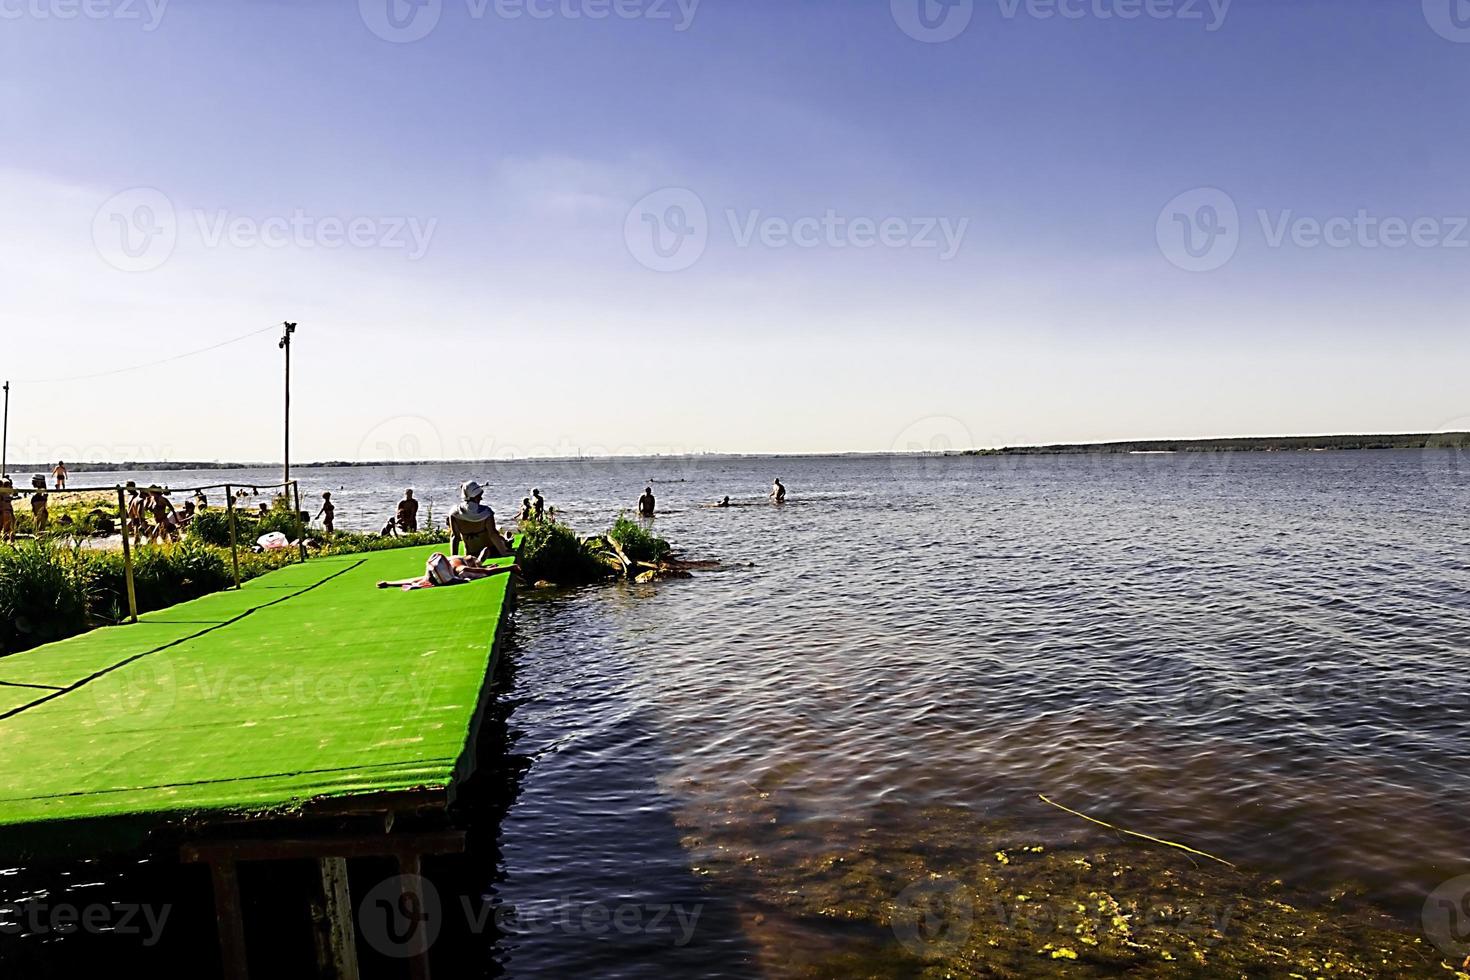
<box><xmin>279</xmin><ymin>322</ymin><xmax>297</xmax><ymax>487</ymax></box>
<box><xmin>1</xmin><ymin>381</ymin><xmax>9</xmax><ymax>479</ymax></box>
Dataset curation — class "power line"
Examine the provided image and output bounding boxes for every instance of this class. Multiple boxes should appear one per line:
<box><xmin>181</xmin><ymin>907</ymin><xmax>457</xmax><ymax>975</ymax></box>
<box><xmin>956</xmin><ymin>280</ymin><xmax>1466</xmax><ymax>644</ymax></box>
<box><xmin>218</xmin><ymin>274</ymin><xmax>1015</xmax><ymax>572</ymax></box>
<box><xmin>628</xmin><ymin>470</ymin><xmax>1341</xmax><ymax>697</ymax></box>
<box><xmin>11</xmin><ymin>323</ymin><xmax>281</xmax><ymax>385</ymax></box>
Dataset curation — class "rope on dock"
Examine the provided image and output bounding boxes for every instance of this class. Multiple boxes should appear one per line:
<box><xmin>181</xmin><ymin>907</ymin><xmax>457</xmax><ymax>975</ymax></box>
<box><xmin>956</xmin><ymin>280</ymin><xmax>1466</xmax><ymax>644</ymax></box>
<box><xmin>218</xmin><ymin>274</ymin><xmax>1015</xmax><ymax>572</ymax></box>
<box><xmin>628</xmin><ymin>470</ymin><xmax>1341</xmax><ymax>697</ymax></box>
<box><xmin>1038</xmin><ymin>794</ymin><xmax>1237</xmax><ymax>868</ymax></box>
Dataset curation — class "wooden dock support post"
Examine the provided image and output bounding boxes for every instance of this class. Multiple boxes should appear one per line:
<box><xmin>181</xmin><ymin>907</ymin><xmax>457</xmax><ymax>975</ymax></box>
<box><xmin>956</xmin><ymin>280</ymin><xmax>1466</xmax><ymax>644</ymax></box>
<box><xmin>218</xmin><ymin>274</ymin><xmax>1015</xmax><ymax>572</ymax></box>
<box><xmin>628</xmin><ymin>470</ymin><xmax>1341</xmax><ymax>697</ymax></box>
<box><xmin>207</xmin><ymin>859</ymin><xmax>250</xmax><ymax>980</ymax></box>
<box><xmin>225</xmin><ymin>484</ymin><xmax>241</xmax><ymax>590</ymax></box>
<box><xmin>313</xmin><ymin>857</ymin><xmax>360</xmax><ymax>980</ymax></box>
<box><xmin>115</xmin><ymin>486</ymin><xmax>138</xmax><ymax>623</ymax></box>
<box><xmin>293</xmin><ymin>479</ymin><xmax>307</xmax><ymax>563</ymax></box>
<box><xmin>398</xmin><ymin>852</ymin><xmax>433</xmax><ymax>980</ymax></box>
<box><xmin>184</xmin><ymin>831</ymin><xmax>464</xmax><ymax>980</ymax></box>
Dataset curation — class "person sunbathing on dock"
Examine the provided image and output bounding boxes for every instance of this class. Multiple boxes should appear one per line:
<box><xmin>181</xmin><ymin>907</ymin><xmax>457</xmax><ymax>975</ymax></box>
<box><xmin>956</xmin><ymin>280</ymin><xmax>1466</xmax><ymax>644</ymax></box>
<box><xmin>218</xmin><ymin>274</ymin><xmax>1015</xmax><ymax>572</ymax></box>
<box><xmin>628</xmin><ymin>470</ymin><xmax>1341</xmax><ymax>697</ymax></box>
<box><xmin>376</xmin><ymin>550</ymin><xmax>519</xmax><ymax>590</ymax></box>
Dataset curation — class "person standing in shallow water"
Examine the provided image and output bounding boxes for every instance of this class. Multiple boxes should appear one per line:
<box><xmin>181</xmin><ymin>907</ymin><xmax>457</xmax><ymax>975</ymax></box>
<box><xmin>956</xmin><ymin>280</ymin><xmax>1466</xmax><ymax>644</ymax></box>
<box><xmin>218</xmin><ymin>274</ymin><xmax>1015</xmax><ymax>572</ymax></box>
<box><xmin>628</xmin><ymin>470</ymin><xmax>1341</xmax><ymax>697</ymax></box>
<box><xmin>52</xmin><ymin>462</ymin><xmax>67</xmax><ymax>491</ymax></box>
<box><xmin>316</xmin><ymin>492</ymin><xmax>335</xmax><ymax>534</ymax></box>
<box><xmin>531</xmin><ymin>488</ymin><xmax>545</xmax><ymax>519</ymax></box>
<box><xmin>397</xmin><ymin>489</ymin><xmax>418</xmax><ymax>532</ymax></box>
<box><xmin>638</xmin><ymin>486</ymin><xmax>656</xmax><ymax>517</ymax></box>
<box><xmin>771</xmin><ymin>477</ymin><xmax>786</xmax><ymax>503</ymax></box>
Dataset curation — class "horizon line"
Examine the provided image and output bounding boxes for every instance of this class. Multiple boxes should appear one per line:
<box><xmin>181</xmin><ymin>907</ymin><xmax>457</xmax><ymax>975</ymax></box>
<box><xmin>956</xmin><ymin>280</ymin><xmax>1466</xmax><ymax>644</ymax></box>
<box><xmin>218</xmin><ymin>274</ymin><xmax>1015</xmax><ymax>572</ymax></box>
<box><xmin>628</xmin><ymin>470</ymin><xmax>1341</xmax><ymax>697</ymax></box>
<box><xmin>5</xmin><ymin>429</ymin><xmax>1467</xmax><ymax>471</ymax></box>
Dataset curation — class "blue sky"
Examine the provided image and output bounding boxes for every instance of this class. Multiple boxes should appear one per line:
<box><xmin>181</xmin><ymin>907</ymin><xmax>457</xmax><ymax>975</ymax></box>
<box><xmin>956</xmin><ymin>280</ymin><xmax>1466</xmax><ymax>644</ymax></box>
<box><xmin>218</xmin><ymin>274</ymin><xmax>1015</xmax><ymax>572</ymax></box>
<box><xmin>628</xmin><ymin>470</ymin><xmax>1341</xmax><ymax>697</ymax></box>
<box><xmin>2</xmin><ymin>0</ymin><xmax>1468</xmax><ymax>462</ymax></box>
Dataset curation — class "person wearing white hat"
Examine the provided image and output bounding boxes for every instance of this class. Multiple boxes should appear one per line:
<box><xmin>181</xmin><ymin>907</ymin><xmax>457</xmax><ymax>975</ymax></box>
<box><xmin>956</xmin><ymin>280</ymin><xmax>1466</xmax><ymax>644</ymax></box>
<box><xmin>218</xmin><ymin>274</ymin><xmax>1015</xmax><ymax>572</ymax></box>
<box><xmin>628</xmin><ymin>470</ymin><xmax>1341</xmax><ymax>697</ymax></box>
<box><xmin>450</xmin><ymin>481</ymin><xmax>512</xmax><ymax>558</ymax></box>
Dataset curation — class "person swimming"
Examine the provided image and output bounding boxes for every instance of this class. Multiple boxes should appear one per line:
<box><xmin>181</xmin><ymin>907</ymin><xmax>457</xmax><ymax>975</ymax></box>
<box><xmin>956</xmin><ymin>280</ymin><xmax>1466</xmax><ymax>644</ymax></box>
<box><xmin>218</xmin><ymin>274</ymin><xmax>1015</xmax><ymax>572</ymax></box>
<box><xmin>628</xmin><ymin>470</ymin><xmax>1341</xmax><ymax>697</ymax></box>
<box><xmin>716</xmin><ymin>495</ymin><xmax>730</xmax><ymax>507</ymax></box>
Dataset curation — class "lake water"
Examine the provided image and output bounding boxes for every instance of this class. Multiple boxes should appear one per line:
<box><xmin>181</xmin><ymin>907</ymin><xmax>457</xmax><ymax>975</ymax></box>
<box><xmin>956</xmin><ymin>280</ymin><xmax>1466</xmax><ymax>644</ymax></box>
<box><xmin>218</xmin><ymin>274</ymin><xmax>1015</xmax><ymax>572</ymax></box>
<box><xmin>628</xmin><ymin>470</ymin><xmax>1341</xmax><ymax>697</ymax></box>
<box><xmin>5</xmin><ymin>450</ymin><xmax>1468</xmax><ymax>976</ymax></box>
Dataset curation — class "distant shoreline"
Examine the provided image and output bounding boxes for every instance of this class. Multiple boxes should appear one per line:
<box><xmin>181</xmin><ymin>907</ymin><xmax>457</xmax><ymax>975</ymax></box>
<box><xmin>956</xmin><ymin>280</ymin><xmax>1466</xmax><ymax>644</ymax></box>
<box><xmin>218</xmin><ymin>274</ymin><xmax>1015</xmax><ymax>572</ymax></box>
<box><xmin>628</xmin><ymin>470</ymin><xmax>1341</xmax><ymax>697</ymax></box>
<box><xmin>5</xmin><ymin>432</ymin><xmax>1467</xmax><ymax>471</ymax></box>
<box><xmin>964</xmin><ymin>432</ymin><xmax>1470</xmax><ymax>456</ymax></box>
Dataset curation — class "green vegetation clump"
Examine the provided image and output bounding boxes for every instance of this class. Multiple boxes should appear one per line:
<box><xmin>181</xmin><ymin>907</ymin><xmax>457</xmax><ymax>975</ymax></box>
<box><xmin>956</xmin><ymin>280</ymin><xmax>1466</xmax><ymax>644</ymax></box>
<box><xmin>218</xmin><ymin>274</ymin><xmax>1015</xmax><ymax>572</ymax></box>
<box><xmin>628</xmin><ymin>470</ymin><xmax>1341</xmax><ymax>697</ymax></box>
<box><xmin>317</xmin><ymin>530</ymin><xmax>449</xmax><ymax>555</ymax></box>
<box><xmin>186</xmin><ymin>499</ymin><xmax>301</xmax><ymax>547</ymax></box>
<box><xmin>0</xmin><ymin>541</ymin><xmax>301</xmax><ymax>654</ymax></box>
<box><xmin>608</xmin><ymin>514</ymin><xmax>671</xmax><ymax>564</ymax></box>
<box><xmin>512</xmin><ymin>515</ymin><xmax>677</xmax><ymax>585</ymax></box>
<box><xmin>0</xmin><ymin>543</ymin><xmax>91</xmax><ymax>652</ymax></box>
<box><xmin>517</xmin><ymin>518</ymin><xmax>608</xmax><ymax>584</ymax></box>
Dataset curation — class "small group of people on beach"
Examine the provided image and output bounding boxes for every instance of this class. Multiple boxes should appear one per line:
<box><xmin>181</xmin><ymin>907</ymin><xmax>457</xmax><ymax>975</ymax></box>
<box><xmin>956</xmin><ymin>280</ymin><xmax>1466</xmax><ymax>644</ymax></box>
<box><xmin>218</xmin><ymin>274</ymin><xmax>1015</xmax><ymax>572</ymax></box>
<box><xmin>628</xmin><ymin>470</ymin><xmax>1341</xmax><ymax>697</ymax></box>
<box><xmin>0</xmin><ymin>462</ymin><xmax>81</xmax><ymax>544</ymax></box>
<box><xmin>123</xmin><ymin>482</ymin><xmax>194</xmax><ymax>543</ymax></box>
<box><xmin>0</xmin><ymin>470</ymin><xmax>89</xmax><ymax>543</ymax></box>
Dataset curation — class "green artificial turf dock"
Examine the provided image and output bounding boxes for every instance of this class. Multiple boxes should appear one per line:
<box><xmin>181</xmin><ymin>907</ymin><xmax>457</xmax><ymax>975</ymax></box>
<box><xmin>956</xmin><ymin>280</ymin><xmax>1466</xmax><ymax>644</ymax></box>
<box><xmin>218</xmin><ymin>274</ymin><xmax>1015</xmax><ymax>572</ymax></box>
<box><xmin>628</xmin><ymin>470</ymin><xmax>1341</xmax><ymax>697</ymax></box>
<box><xmin>0</xmin><ymin>545</ymin><xmax>513</xmax><ymax>836</ymax></box>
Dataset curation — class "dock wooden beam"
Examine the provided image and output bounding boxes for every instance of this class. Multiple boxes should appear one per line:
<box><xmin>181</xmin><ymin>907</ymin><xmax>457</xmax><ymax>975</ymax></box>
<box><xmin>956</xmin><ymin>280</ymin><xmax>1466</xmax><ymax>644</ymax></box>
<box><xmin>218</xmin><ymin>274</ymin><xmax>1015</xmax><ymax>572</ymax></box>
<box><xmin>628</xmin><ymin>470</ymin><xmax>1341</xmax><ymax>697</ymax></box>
<box><xmin>183</xmin><ymin>831</ymin><xmax>465</xmax><ymax>980</ymax></box>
